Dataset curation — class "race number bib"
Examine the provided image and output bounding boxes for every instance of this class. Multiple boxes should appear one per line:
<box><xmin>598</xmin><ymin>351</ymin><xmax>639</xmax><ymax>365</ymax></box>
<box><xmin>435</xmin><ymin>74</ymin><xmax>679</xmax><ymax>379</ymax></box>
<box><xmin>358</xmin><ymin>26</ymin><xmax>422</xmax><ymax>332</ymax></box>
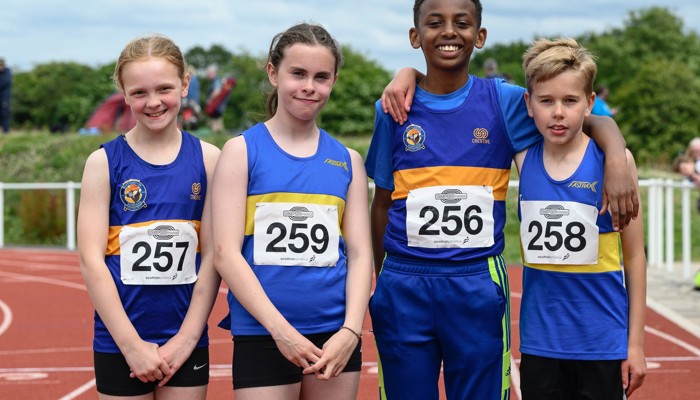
<box><xmin>253</xmin><ymin>202</ymin><xmax>340</xmax><ymax>267</ymax></box>
<box><xmin>120</xmin><ymin>221</ymin><xmax>198</xmax><ymax>285</ymax></box>
<box><xmin>520</xmin><ymin>200</ymin><xmax>599</xmax><ymax>265</ymax></box>
<box><xmin>406</xmin><ymin>186</ymin><xmax>495</xmax><ymax>248</ymax></box>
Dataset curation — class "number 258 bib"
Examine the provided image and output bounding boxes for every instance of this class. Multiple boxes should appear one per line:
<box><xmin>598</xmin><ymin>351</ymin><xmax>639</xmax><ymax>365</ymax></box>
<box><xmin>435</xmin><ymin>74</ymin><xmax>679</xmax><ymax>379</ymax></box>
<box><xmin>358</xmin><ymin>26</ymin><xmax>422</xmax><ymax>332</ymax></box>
<box><xmin>520</xmin><ymin>200</ymin><xmax>599</xmax><ymax>265</ymax></box>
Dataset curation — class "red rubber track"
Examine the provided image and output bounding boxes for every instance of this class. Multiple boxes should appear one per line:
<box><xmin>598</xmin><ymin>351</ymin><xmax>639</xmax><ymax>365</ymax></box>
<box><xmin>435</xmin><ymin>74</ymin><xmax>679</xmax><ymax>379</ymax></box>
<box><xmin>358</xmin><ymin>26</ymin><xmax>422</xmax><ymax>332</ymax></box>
<box><xmin>1</xmin><ymin>249</ymin><xmax>698</xmax><ymax>399</ymax></box>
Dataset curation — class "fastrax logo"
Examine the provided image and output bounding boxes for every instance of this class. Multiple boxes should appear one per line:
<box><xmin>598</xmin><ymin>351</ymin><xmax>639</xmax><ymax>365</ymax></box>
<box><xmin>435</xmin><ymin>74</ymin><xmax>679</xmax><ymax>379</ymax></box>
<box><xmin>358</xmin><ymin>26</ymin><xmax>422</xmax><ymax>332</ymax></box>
<box><xmin>539</xmin><ymin>204</ymin><xmax>570</xmax><ymax>220</ymax></box>
<box><xmin>324</xmin><ymin>159</ymin><xmax>348</xmax><ymax>171</ymax></box>
<box><xmin>434</xmin><ymin>189</ymin><xmax>468</xmax><ymax>204</ymax></box>
<box><xmin>568</xmin><ymin>180</ymin><xmax>598</xmax><ymax>193</ymax></box>
<box><xmin>283</xmin><ymin>206</ymin><xmax>314</xmax><ymax>221</ymax></box>
<box><xmin>148</xmin><ymin>225</ymin><xmax>180</xmax><ymax>240</ymax></box>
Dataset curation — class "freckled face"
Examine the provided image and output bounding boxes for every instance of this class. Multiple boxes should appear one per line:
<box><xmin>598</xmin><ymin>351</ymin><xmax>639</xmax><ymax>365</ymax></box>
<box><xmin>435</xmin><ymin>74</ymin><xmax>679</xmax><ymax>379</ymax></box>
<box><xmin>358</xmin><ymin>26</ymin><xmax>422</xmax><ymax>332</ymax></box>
<box><xmin>121</xmin><ymin>58</ymin><xmax>188</xmax><ymax>132</ymax></box>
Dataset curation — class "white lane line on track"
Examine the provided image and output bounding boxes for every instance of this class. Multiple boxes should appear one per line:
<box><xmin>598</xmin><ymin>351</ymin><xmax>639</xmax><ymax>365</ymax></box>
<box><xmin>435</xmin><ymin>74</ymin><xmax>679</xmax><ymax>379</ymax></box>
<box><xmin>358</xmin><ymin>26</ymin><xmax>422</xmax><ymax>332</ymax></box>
<box><xmin>0</xmin><ymin>261</ymin><xmax>80</xmax><ymax>273</ymax></box>
<box><xmin>0</xmin><ymin>299</ymin><xmax>12</xmax><ymax>336</ymax></box>
<box><xmin>58</xmin><ymin>378</ymin><xmax>95</xmax><ymax>400</ymax></box>
<box><xmin>0</xmin><ymin>346</ymin><xmax>92</xmax><ymax>356</ymax></box>
<box><xmin>0</xmin><ymin>271</ymin><xmax>86</xmax><ymax>291</ymax></box>
<box><xmin>0</xmin><ymin>367</ymin><xmax>94</xmax><ymax>373</ymax></box>
<box><xmin>645</xmin><ymin>325</ymin><xmax>700</xmax><ymax>356</ymax></box>
<box><xmin>646</xmin><ymin>296</ymin><xmax>700</xmax><ymax>339</ymax></box>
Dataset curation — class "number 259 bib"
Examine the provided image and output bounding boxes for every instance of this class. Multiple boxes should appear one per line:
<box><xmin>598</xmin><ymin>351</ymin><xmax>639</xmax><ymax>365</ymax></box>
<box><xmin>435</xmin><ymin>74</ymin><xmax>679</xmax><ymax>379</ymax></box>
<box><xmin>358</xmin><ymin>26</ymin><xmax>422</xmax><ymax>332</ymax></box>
<box><xmin>253</xmin><ymin>202</ymin><xmax>340</xmax><ymax>267</ymax></box>
<box><xmin>120</xmin><ymin>221</ymin><xmax>198</xmax><ymax>285</ymax></box>
<box><xmin>406</xmin><ymin>186</ymin><xmax>495</xmax><ymax>248</ymax></box>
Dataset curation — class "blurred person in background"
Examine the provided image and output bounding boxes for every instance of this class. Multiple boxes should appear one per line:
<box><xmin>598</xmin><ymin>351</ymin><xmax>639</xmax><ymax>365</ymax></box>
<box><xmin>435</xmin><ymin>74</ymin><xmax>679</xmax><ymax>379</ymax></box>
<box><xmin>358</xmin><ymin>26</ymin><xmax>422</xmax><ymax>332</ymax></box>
<box><xmin>0</xmin><ymin>57</ymin><xmax>11</xmax><ymax>133</ymax></box>
<box><xmin>592</xmin><ymin>85</ymin><xmax>618</xmax><ymax>118</ymax></box>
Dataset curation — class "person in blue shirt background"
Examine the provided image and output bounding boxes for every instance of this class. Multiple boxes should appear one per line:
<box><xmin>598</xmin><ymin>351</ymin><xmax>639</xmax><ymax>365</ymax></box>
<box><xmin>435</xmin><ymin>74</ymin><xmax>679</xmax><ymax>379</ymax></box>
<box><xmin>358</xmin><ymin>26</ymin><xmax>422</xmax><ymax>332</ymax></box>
<box><xmin>592</xmin><ymin>85</ymin><xmax>618</xmax><ymax>118</ymax></box>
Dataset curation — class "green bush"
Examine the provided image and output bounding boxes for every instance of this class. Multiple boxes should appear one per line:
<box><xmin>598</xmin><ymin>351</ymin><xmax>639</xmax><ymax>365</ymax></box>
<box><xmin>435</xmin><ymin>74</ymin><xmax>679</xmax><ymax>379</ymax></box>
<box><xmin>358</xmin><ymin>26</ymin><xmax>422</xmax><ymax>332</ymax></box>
<box><xmin>16</xmin><ymin>189</ymin><xmax>67</xmax><ymax>245</ymax></box>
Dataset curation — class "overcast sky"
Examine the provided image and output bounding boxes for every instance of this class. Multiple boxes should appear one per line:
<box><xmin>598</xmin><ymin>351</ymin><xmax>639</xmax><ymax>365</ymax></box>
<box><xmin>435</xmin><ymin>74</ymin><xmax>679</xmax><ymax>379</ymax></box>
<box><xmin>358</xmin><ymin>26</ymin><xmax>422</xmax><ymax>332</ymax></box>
<box><xmin>2</xmin><ymin>0</ymin><xmax>699</xmax><ymax>73</ymax></box>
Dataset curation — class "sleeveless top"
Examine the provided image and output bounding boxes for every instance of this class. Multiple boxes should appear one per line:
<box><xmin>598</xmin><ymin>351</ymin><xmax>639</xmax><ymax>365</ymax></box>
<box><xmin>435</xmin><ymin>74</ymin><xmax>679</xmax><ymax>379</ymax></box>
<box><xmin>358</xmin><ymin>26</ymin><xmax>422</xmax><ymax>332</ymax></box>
<box><xmin>518</xmin><ymin>139</ymin><xmax>627</xmax><ymax>360</ymax></box>
<box><xmin>226</xmin><ymin>123</ymin><xmax>353</xmax><ymax>335</ymax></box>
<box><xmin>95</xmin><ymin>131</ymin><xmax>208</xmax><ymax>352</ymax></box>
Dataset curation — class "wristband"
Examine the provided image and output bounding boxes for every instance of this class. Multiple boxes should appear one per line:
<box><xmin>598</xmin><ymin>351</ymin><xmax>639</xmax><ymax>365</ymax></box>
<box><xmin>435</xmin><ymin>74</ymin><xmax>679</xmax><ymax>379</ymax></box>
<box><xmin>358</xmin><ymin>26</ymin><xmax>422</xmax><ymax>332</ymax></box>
<box><xmin>340</xmin><ymin>326</ymin><xmax>362</xmax><ymax>341</ymax></box>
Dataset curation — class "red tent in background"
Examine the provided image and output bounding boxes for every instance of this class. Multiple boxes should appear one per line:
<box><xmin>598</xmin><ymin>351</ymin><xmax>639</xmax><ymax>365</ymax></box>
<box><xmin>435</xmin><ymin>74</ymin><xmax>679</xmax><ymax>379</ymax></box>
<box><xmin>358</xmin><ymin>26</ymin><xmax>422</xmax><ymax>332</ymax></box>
<box><xmin>82</xmin><ymin>93</ymin><xmax>136</xmax><ymax>134</ymax></box>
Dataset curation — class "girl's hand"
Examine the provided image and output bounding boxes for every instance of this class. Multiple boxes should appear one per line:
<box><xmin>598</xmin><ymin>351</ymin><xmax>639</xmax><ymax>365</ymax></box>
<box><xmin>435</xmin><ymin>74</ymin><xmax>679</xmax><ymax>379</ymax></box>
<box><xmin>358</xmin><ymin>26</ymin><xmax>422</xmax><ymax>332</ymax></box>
<box><xmin>124</xmin><ymin>340</ymin><xmax>171</xmax><ymax>383</ymax></box>
<box><xmin>303</xmin><ymin>328</ymin><xmax>360</xmax><ymax>380</ymax></box>
<box><xmin>156</xmin><ymin>333</ymin><xmax>197</xmax><ymax>386</ymax></box>
<box><xmin>273</xmin><ymin>327</ymin><xmax>323</xmax><ymax>370</ymax></box>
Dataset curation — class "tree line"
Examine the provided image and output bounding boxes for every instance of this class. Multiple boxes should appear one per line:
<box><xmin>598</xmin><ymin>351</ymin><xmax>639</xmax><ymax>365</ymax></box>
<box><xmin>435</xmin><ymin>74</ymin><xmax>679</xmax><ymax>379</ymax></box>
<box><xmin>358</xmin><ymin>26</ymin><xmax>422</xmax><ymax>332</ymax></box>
<box><xmin>8</xmin><ymin>6</ymin><xmax>700</xmax><ymax>164</ymax></box>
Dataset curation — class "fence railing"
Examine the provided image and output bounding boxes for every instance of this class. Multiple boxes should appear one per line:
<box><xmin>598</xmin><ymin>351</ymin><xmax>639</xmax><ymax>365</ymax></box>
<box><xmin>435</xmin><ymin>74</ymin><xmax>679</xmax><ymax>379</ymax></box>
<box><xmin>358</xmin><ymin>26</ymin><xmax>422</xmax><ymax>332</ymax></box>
<box><xmin>0</xmin><ymin>180</ymin><xmax>695</xmax><ymax>277</ymax></box>
<box><xmin>0</xmin><ymin>182</ymin><xmax>80</xmax><ymax>250</ymax></box>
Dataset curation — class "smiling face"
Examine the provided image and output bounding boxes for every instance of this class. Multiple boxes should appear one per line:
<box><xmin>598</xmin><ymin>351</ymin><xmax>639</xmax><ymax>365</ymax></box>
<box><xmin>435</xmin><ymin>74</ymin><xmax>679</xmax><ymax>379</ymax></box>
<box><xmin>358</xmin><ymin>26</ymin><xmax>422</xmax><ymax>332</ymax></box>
<box><xmin>121</xmin><ymin>57</ymin><xmax>189</xmax><ymax>133</ymax></box>
<box><xmin>267</xmin><ymin>43</ymin><xmax>337</xmax><ymax>123</ymax></box>
<box><xmin>410</xmin><ymin>0</ymin><xmax>486</xmax><ymax>74</ymax></box>
<box><xmin>525</xmin><ymin>70</ymin><xmax>595</xmax><ymax>145</ymax></box>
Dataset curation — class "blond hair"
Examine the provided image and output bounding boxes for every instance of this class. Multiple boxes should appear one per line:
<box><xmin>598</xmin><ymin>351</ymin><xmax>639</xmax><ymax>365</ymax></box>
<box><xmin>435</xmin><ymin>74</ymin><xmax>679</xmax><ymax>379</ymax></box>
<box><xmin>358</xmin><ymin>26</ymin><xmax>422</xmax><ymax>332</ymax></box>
<box><xmin>113</xmin><ymin>35</ymin><xmax>187</xmax><ymax>90</ymax></box>
<box><xmin>522</xmin><ymin>38</ymin><xmax>597</xmax><ymax>94</ymax></box>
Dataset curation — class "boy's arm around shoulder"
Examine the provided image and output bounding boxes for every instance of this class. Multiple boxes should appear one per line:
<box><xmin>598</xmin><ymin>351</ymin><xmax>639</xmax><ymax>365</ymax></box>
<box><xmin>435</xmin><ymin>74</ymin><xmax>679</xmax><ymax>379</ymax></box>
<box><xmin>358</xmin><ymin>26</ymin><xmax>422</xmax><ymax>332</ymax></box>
<box><xmin>585</xmin><ymin>115</ymin><xmax>640</xmax><ymax>231</ymax></box>
<box><xmin>618</xmin><ymin>149</ymin><xmax>647</xmax><ymax>397</ymax></box>
<box><xmin>381</xmin><ymin>68</ymin><xmax>424</xmax><ymax>124</ymax></box>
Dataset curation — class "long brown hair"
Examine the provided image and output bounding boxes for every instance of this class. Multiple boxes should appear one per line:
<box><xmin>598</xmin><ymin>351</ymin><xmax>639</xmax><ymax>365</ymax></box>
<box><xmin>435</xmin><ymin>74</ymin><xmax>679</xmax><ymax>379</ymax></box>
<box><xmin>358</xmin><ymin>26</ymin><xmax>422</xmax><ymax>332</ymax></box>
<box><xmin>265</xmin><ymin>23</ymin><xmax>343</xmax><ymax>118</ymax></box>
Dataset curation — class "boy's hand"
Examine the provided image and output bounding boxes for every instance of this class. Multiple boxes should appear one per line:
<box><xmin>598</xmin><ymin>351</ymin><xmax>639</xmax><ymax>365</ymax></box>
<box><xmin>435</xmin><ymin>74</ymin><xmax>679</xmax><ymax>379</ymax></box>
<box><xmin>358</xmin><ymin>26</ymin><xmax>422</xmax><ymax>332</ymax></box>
<box><xmin>380</xmin><ymin>68</ymin><xmax>418</xmax><ymax>124</ymax></box>
<box><xmin>601</xmin><ymin>155</ymin><xmax>639</xmax><ymax>231</ymax></box>
<box><xmin>622</xmin><ymin>346</ymin><xmax>646</xmax><ymax>397</ymax></box>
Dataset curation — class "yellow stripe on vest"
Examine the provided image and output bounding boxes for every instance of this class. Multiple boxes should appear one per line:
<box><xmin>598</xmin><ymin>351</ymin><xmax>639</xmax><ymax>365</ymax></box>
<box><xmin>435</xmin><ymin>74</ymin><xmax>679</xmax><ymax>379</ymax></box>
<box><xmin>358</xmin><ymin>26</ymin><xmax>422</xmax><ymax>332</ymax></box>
<box><xmin>523</xmin><ymin>232</ymin><xmax>621</xmax><ymax>273</ymax></box>
<box><xmin>393</xmin><ymin>166</ymin><xmax>510</xmax><ymax>201</ymax></box>
<box><xmin>106</xmin><ymin>220</ymin><xmax>201</xmax><ymax>256</ymax></box>
<box><xmin>245</xmin><ymin>192</ymin><xmax>346</xmax><ymax>236</ymax></box>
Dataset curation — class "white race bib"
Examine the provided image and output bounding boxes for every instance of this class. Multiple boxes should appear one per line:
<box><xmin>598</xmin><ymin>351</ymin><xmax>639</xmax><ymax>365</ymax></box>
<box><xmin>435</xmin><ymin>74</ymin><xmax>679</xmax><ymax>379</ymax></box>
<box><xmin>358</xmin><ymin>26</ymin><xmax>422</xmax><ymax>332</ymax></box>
<box><xmin>406</xmin><ymin>186</ymin><xmax>495</xmax><ymax>248</ymax></box>
<box><xmin>253</xmin><ymin>202</ymin><xmax>340</xmax><ymax>267</ymax></box>
<box><xmin>120</xmin><ymin>221</ymin><xmax>198</xmax><ymax>285</ymax></box>
<box><xmin>520</xmin><ymin>200</ymin><xmax>599</xmax><ymax>265</ymax></box>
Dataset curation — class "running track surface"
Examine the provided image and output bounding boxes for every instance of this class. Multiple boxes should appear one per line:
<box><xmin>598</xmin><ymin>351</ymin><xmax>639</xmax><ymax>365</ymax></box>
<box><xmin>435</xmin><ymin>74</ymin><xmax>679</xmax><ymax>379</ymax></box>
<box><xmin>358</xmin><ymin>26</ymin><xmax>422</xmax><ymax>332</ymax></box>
<box><xmin>1</xmin><ymin>248</ymin><xmax>699</xmax><ymax>399</ymax></box>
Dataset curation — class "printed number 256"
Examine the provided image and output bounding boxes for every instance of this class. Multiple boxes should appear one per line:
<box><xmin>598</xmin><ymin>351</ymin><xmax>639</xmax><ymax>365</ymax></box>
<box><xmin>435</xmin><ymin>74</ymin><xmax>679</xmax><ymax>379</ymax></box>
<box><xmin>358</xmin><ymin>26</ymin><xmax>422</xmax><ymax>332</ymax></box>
<box><xmin>418</xmin><ymin>205</ymin><xmax>483</xmax><ymax>236</ymax></box>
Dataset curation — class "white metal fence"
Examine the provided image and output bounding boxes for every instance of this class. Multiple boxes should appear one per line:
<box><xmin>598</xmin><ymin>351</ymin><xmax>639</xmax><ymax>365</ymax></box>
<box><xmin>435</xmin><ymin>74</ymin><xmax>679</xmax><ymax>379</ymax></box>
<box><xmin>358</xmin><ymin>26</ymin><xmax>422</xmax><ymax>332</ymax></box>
<box><xmin>0</xmin><ymin>179</ymin><xmax>695</xmax><ymax>277</ymax></box>
<box><xmin>0</xmin><ymin>182</ymin><xmax>79</xmax><ymax>250</ymax></box>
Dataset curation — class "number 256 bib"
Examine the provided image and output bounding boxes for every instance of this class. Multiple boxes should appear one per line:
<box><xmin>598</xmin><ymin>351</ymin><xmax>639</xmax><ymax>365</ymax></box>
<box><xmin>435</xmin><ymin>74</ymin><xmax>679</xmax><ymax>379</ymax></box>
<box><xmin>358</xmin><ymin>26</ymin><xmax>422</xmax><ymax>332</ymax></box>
<box><xmin>406</xmin><ymin>185</ymin><xmax>495</xmax><ymax>248</ymax></box>
<box><xmin>253</xmin><ymin>202</ymin><xmax>340</xmax><ymax>267</ymax></box>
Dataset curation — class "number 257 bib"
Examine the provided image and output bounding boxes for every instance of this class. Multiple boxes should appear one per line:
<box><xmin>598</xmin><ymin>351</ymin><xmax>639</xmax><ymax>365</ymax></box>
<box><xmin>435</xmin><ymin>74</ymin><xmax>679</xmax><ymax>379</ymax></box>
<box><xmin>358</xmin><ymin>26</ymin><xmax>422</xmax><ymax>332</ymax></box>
<box><xmin>119</xmin><ymin>221</ymin><xmax>198</xmax><ymax>285</ymax></box>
